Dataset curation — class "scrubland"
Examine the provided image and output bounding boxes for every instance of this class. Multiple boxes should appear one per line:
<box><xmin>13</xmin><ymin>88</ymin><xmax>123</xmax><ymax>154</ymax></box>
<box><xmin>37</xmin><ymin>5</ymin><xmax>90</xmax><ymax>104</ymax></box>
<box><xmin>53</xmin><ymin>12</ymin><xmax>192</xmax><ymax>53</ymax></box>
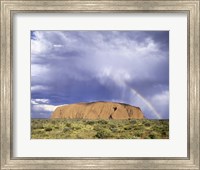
<box><xmin>31</xmin><ymin>119</ymin><xmax>169</xmax><ymax>139</ymax></box>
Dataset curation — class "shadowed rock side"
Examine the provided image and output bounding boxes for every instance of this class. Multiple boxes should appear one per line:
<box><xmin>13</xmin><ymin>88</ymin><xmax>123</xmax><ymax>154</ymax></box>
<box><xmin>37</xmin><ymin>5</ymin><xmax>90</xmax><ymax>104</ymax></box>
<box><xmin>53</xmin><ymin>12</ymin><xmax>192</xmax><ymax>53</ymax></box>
<box><xmin>51</xmin><ymin>102</ymin><xmax>145</xmax><ymax>120</ymax></box>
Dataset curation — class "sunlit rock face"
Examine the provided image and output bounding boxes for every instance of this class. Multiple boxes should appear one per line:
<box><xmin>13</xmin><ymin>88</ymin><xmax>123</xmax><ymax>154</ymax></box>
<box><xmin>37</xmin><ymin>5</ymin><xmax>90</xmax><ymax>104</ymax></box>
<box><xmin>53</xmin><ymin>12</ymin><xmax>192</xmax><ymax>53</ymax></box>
<box><xmin>51</xmin><ymin>101</ymin><xmax>145</xmax><ymax>120</ymax></box>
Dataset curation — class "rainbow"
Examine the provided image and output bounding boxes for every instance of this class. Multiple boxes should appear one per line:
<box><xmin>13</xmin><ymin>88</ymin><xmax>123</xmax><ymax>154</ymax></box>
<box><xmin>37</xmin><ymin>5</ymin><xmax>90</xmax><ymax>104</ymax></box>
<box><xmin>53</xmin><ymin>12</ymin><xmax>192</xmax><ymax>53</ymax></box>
<box><xmin>130</xmin><ymin>88</ymin><xmax>162</xmax><ymax>119</ymax></box>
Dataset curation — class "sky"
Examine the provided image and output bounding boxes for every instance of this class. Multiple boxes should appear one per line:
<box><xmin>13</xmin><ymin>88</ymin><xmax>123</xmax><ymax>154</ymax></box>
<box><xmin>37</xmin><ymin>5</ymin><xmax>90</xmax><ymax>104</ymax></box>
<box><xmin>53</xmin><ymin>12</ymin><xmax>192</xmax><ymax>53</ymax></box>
<box><xmin>31</xmin><ymin>31</ymin><xmax>169</xmax><ymax>119</ymax></box>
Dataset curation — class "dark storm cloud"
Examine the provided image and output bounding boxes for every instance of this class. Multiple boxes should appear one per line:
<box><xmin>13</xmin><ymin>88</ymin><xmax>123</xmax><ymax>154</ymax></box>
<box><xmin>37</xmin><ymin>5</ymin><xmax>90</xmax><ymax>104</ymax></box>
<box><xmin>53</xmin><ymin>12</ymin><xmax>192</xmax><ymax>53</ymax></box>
<box><xmin>31</xmin><ymin>31</ymin><xmax>169</xmax><ymax>119</ymax></box>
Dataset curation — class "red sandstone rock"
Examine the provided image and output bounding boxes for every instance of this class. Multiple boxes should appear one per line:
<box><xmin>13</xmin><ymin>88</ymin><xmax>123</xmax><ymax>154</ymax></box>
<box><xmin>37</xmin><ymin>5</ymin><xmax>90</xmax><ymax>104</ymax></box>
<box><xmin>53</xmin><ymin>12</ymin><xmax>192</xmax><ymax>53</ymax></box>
<box><xmin>51</xmin><ymin>101</ymin><xmax>144</xmax><ymax>120</ymax></box>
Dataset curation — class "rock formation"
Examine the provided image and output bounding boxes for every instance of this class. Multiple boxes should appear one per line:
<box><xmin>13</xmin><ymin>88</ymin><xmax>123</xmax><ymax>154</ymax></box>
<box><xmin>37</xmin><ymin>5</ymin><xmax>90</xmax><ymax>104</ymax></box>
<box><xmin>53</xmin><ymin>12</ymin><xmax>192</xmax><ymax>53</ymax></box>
<box><xmin>51</xmin><ymin>101</ymin><xmax>145</xmax><ymax>120</ymax></box>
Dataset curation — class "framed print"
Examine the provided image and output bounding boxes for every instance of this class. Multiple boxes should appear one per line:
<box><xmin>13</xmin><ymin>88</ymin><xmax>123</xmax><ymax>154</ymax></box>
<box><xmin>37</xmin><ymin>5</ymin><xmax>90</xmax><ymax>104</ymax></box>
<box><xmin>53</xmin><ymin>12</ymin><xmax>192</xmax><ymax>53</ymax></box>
<box><xmin>0</xmin><ymin>0</ymin><xmax>199</xmax><ymax>169</ymax></box>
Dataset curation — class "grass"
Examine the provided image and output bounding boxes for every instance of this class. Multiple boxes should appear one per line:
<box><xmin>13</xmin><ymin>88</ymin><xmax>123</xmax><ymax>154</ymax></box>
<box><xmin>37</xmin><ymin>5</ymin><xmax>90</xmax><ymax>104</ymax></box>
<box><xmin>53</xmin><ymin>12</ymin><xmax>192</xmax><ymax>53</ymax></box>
<box><xmin>31</xmin><ymin>119</ymin><xmax>169</xmax><ymax>139</ymax></box>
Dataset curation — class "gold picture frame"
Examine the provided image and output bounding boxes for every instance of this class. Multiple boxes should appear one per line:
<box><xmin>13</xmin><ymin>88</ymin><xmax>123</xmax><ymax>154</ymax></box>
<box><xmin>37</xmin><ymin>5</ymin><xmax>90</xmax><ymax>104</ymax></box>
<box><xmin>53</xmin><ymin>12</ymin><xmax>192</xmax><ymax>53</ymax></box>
<box><xmin>0</xmin><ymin>0</ymin><xmax>199</xmax><ymax>169</ymax></box>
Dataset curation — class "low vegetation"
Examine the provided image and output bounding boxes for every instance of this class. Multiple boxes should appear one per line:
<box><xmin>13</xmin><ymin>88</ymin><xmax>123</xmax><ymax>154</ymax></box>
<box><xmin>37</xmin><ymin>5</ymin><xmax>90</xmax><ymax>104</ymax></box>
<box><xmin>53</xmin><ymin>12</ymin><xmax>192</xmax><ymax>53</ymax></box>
<box><xmin>31</xmin><ymin>119</ymin><xmax>169</xmax><ymax>139</ymax></box>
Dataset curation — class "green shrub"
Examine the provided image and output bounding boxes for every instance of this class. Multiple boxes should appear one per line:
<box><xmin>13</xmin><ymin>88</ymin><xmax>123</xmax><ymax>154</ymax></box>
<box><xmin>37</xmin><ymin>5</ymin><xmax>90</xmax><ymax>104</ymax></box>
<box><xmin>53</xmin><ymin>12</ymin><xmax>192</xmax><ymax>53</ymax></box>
<box><xmin>63</xmin><ymin>127</ymin><xmax>71</xmax><ymax>132</ymax></box>
<box><xmin>65</xmin><ymin>123</ymin><xmax>71</xmax><ymax>127</ymax></box>
<box><xmin>124</xmin><ymin>126</ymin><xmax>132</xmax><ymax>130</ymax></box>
<box><xmin>32</xmin><ymin>124</ymin><xmax>44</xmax><ymax>129</ymax></box>
<box><xmin>45</xmin><ymin>127</ymin><xmax>52</xmax><ymax>131</ymax></box>
<box><xmin>86</xmin><ymin>120</ymin><xmax>95</xmax><ymax>125</ymax></box>
<box><xmin>97</xmin><ymin>120</ymin><xmax>108</xmax><ymax>124</ymax></box>
<box><xmin>149</xmin><ymin>134</ymin><xmax>156</xmax><ymax>139</ymax></box>
<box><xmin>134</xmin><ymin>131</ymin><xmax>143</xmax><ymax>137</ymax></box>
<box><xmin>110</xmin><ymin>127</ymin><xmax>118</xmax><ymax>132</ymax></box>
<box><xmin>95</xmin><ymin>129</ymin><xmax>112</xmax><ymax>139</ymax></box>
<box><xmin>108</xmin><ymin>123</ymin><xmax>117</xmax><ymax>128</ymax></box>
<box><xmin>72</xmin><ymin>126</ymin><xmax>81</xmax><ymax>130</ymax></box>
<box><xmin>133</xmin><ymin>126</ymin><xmax>140</xmax><ymax>130</ymax></box>
<box><xmin>129</xmin><ymin>120</ymin><xmax>136</xmax><ymax>124</ymax></box>
<box><xmin>148</xmin><ymin>132</ymin><xmax>157</xmax><ymax>139</ymax></box>
<box><xmin>93</xmin><ymin>125</ymin><xmax>101</xmax><ymax>131</ymax></box>
<box><xmin>51</xmin><ymin>120</ymin><xmax>56</xmax><ymax>124</ymax></box>
<box><xmin>144</xmin><ymin>122</ymin><xmax>151</xmax><ymax>127</ymax></box>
